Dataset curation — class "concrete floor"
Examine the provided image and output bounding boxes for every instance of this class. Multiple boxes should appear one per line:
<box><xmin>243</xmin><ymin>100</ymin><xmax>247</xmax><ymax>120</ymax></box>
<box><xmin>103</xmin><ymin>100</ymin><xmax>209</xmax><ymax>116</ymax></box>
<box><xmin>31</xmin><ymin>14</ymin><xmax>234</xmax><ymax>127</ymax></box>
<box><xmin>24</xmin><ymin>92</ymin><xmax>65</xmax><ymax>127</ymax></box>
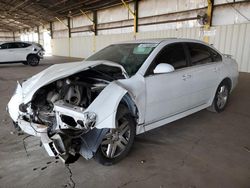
<box><xmin>0</xmin><ymin>56</ymin><xmax>249</xmax><ymax>188</ymax></box>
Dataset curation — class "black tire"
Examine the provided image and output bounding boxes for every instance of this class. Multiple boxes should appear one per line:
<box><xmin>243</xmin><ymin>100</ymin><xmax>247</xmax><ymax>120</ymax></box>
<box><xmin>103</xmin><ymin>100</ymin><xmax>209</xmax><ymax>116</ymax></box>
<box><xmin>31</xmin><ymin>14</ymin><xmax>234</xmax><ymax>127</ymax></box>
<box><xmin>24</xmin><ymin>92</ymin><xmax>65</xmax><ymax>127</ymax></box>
<box><xmin>94</xmin><ymin>104</ymin><xmax>136</xmax><ymax>165</ymax></box>
<box><xmin>208</xmin><ymin>81</ymin><xmax>230</xmax><ymax>113</ymax></box>
<box><xmin>27</xmin><ymin>55</ymin><xmax>39</xmax><ymax>66</ymax></box>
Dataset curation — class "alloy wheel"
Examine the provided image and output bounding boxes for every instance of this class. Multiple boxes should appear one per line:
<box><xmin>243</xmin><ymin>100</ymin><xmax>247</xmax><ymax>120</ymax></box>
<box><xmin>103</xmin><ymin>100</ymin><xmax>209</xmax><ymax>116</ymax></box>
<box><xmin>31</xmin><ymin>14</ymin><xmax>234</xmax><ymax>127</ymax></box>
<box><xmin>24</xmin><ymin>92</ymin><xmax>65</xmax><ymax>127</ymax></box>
<box><xmin>100</xmin><ymin>117</ymin><xmax>131</xmax><ymax>158</ymax></box>
<box><xmin>217</xmin><ymin>85</ymin><xmax>229</xmax><ymax>109</ymax></box>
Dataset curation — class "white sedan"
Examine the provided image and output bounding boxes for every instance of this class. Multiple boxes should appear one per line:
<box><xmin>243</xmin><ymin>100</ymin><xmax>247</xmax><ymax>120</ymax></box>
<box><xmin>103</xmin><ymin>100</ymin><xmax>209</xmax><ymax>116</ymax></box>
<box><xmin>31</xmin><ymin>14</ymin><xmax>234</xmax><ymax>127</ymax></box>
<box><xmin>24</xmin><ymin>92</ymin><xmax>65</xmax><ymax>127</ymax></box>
<box><xmin>7</xmin><ymin>38</ymin><xmax>238</xmax><ymax>165</ymax></box>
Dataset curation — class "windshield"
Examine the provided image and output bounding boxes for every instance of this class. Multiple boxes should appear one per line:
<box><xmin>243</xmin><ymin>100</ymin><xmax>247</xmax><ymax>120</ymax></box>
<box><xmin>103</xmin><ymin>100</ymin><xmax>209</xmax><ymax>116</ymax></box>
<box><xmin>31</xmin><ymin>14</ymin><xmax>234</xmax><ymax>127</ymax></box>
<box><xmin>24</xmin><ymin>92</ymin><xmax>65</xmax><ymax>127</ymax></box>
<box><xmin>86</xmin><ymin>43</ymin><xmax>157</xmax><ymax>76</ymax></box>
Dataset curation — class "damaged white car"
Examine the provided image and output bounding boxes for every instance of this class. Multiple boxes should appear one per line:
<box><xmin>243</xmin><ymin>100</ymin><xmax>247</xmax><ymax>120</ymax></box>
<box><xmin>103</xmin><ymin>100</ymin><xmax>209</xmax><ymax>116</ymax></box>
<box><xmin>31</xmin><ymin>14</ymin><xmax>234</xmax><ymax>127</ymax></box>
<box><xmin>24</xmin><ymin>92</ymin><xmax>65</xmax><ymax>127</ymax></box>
<box><xmin>7</xmin><ymin>39</ymin><xmax>238</xmax><ymax>165</ymax></box>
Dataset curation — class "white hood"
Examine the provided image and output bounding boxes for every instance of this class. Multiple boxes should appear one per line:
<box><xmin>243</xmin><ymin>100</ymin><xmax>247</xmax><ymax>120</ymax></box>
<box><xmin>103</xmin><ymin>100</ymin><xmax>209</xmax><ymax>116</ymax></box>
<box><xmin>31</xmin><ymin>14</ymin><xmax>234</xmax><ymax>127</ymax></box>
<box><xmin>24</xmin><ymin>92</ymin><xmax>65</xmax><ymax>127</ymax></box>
<box><xmin>20</xmin><ymin>60</ymin><xmax>126</xmax><ymax>103</ymax></box>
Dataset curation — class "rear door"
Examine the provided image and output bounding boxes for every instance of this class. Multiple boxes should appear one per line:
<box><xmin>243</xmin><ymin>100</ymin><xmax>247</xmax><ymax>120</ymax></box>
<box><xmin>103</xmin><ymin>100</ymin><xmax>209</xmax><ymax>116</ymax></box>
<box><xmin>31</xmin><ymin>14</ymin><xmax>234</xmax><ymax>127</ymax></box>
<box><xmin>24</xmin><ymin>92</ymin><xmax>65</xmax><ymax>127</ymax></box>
<box><xmin>14</xmin><ymin>42</ymin><xmax>31</xmax><ymax>61</ymax></box>
<box><xmin>185</xmin><ymin>42</ymin><xmax>222</xmax><ymax>105</ymax></box>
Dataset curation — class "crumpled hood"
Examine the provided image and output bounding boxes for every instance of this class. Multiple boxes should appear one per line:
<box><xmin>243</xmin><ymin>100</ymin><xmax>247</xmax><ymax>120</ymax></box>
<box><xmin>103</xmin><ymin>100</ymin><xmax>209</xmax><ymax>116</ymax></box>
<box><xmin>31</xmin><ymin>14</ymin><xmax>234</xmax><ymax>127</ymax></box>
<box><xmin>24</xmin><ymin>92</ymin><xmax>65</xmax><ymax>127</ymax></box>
<box><xmin>21</xmin><ymin>60</ymin><xmax>126</xmax><ymax>103</ymax></box>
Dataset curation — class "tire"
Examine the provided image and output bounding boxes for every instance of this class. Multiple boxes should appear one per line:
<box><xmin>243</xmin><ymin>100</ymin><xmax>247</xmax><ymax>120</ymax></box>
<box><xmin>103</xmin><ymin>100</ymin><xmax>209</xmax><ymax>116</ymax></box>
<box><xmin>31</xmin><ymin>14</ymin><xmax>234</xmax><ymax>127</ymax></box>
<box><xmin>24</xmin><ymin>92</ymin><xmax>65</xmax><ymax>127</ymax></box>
<box><xmin>27</xmin><ymin>55</ymin><xmax>39</xmax><ymax>66</ymax></box>
<box><xmin>94</xmin><ymin>104</ymin><xmax>136</xmax><ymax>165</ymax></box>
<box><xmin>208</xmin><ymin>81</ymin><xmax>230</xmax><ymax>113</ymax></box>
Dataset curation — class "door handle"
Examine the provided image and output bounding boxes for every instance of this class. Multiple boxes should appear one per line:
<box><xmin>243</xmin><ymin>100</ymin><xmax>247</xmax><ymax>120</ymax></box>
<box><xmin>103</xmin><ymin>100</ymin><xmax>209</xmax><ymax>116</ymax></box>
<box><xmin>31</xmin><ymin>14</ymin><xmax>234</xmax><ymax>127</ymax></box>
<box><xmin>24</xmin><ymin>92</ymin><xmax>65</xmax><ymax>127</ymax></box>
<box><xmin>182</xmin><ymin>74</ymin><xmax>191</xmax><ymax>81</ymax></box>
<box><xmin>213</xmin><ymin>67</ymin><xmax>219</xmax><ymax>72</ymax></box>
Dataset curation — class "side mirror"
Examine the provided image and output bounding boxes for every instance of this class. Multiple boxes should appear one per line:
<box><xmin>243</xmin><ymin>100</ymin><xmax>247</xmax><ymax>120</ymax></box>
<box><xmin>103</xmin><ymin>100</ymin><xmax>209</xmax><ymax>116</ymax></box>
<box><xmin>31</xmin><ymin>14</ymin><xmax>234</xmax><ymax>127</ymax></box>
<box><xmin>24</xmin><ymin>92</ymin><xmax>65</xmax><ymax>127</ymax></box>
<box><xmin>153</xmin><ymin>63</ymin><xmax>175</xmax><ymax>74</ymax></box>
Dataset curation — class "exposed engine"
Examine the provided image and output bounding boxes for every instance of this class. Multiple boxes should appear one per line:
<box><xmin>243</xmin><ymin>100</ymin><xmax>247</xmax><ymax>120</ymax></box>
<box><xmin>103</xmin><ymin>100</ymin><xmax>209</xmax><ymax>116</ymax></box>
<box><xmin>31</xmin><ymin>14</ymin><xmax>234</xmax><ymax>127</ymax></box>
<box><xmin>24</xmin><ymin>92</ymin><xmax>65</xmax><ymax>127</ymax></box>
<box><xmin>29</xmin><ymin>65</ymin><xmax>125</xmax><ymax>127</ymax></box>
<box><xmin>31</xmin><ymin>77</ymin><xmax>107</xmax><ymax>125</ymax></box>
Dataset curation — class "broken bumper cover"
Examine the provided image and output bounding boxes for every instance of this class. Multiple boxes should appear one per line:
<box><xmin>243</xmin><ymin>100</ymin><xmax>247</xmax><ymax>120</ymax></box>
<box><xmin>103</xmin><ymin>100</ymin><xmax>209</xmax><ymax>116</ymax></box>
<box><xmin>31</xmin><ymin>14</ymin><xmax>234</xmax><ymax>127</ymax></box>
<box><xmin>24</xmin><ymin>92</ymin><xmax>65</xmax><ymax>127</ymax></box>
<box><xmin>15</xmin><ymin>118</ymin><xmax>108</xmax><ymax>162</ymax></box>
<box><xmin>7</xmin><ymin>82</ymin><xmax>126</xmax><ymax>162</ymax></box>
<box><xmin>9</xmin><ymin>99</ymin><xmax>107</xmax><ymax>162</ymax></box>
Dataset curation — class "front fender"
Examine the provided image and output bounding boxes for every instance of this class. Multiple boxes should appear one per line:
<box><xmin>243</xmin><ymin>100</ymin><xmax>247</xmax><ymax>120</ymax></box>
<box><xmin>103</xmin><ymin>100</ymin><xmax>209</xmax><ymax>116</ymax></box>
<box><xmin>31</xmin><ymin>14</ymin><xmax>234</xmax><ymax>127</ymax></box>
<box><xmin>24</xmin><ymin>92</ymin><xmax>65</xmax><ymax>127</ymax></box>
<box><xmin>86</xmin><ymin>81</ymin><xmax>128</xmax><ymax>129</ymax></box>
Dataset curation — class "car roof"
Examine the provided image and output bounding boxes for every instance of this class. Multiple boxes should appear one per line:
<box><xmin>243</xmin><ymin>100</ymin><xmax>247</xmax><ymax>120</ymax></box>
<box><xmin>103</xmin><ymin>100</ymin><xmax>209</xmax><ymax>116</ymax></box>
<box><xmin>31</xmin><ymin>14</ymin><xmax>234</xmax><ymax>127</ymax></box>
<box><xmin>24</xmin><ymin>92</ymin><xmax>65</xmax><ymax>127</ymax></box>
<box><xmin>0</xmin><ymin>41</ymin><xmax>31</xmax><ymax>44</ymax></box>
<box><xmin>115</xmin><ymin>38</ymin><xmax>208</xmax><ymax>45</ymax></box>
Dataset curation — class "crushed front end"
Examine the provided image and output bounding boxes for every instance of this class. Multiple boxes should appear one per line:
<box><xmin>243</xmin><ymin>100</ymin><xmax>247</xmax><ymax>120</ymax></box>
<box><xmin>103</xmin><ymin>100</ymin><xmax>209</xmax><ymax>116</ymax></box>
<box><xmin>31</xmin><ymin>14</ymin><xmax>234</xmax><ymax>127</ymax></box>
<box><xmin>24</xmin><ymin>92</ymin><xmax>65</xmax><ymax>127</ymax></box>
<box><xmin>7</xmin><ymin>64</ymin><xmax>126</xmax><ymax>163</ymax></box>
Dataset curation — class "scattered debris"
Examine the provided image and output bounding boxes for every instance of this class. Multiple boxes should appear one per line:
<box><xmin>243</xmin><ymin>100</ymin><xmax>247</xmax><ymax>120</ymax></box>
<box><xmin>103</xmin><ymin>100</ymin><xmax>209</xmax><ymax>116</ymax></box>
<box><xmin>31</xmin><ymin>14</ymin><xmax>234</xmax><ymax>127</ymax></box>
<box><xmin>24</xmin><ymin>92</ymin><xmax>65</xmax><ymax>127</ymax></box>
<box><xmin>17</xmin><ymin>132</ymin><xmax>24</xmax><ymax>136</ymax></box>
<box><xmin>243</xmin><ymin>146</ymin><xmax>250</xmax><ymax>153</ymax></box>
<box><xmin>140</xmin><ymin>160</ymin><xmax>146</xmax><ymax>164</ymax></box>
<box><xmin>33</xmin><ymin>168</ymin><xmax>38</xmax><ymax>171</ymax></box>
<box><xmin>10</xmin><ymin>131</ymin><xmax>14</xmax><ymax>135</ymax></box>
<box><xmin>46</xmin><ymin>161</ymin><xmax>52</xmax><ymax>164</ymax></box>
<box><xmin>41</xmin><ymin>166</ymin><xmax>47</xmax><ymax>171</ymax></box>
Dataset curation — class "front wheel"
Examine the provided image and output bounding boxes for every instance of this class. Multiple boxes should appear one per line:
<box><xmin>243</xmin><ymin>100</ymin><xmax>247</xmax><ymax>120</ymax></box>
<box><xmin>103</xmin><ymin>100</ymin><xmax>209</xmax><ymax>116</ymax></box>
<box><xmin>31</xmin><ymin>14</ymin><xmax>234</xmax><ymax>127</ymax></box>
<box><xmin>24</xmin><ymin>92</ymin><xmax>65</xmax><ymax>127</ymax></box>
<box><xmin>94</xmin><ymin>104</ymin><xmax>136</xmax><ymax>165</ymax></box>
<box><xmin>208</xmin><ymin>82</ymin><xmax>230</xmax><ymax>113</ymax></box>
<box><xmin>27</xmin><ymin>55</ymin><xmax>40</xmax><ymax>66</ymax></box>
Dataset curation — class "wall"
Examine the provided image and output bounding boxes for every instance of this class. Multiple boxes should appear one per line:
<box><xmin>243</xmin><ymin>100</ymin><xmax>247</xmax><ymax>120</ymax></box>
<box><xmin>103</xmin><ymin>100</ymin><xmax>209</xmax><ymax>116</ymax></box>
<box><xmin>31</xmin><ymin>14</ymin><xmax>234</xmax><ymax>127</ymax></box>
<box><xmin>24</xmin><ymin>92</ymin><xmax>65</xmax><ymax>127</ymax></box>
<box><xmin>0</xmin><ymin>32</ymin><xmax>14</xmax><ymax>42</ymax></box>
<box><xmin>51</xmin><ymin>22</ymin><xmax>250</xmax><ymax>72</ymax></box>
<box><xmin>7</xmin><ymin>0</ymin><xmax>250</xmax><ymax>72</ymax></box>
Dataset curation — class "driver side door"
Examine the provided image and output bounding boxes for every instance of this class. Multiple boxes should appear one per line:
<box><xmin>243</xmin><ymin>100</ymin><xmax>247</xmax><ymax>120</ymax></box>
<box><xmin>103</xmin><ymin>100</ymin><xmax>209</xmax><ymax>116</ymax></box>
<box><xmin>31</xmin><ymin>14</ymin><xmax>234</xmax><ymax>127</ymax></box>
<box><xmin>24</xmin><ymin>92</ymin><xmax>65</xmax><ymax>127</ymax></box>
<box><xmin>144</xmin><ymin>43</ymin><xmax>194</xmax><ymax>124</ymax></box>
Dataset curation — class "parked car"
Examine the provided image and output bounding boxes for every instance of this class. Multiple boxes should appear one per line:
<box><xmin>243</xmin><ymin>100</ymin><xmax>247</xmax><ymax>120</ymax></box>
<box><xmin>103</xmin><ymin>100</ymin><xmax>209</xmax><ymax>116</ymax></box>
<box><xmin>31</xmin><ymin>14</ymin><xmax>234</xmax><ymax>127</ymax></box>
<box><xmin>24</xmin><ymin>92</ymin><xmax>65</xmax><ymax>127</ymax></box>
<box><xmin>7</xmin><ymin>38</ymin><xmax>238</xmax><ymax>165</ymax></box>
<box><xmin>0</xmin><ymin>41</ymin><xmax>44</xmax><ymax>66</ymax></box>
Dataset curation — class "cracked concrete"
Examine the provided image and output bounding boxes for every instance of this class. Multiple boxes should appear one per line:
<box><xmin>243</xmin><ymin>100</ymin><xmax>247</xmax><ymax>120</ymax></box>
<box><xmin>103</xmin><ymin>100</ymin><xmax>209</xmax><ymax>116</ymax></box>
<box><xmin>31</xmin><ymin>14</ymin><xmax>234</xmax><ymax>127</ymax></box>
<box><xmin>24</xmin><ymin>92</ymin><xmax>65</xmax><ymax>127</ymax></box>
<box><xmin>0</xmin><ymin>56</ymin><xmax>250</xmax><ymax>188</ymax></box>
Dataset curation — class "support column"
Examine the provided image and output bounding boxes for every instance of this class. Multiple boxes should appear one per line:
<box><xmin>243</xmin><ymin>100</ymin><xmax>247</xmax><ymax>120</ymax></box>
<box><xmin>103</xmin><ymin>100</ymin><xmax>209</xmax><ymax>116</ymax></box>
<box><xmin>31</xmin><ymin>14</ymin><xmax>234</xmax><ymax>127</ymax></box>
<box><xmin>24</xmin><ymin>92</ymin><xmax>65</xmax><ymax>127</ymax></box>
<box><xmin>37</xmin><ymin>26</ymin><xmax>40</xmax><ymax>43</ymax></box>
<box><xmin>134</xmin><ymin>0</ymin><xmax>138</xmax><ymax>33</ymax></box>
<box><xmin>49</xmin><ymin>22</ymin><xmax>53</xmax><ymax>39</ymax></box>
<box><xmin>121</xmin><ymin>0</ymin><xmax>137</xmax><ymax>36</ymax></box>
<box><xmin>12</xmin><ymin>32</ymin><xmax>15</xmax><ymax>41</ymax></box>
<box><xmin>67</xmin><ymin>17</ymin><xmax>71</xmax><ymax>38</ymax></box>
<box><xmin>204</xmin><ymin>0</ymin><xmax>214</xmax><ymax>43</ymax></box>
<box><xmin>93</xmin><ymin>10</ymin><xmax>97</xmax><ymax>36</ymax></box>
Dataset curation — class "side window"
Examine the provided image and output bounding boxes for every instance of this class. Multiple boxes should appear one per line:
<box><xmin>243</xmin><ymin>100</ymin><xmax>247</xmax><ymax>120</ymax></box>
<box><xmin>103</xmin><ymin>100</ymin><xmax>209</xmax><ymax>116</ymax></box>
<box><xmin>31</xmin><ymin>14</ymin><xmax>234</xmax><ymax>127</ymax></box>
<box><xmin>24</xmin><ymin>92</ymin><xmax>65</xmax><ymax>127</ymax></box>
<box><xmin>187</xmin><ymin>43</ymin><xmax>221</xmax><ymax>66</ymax></box>
<box><xmin>21</xmin><ymin>42</ymin><xmax>31</xmax><ymax>48</ymax></box>
<box><xmin>7</xmin><ymin>43</ymin><xmax>21</xmax><ymax>49</ymax></box>
<box><xmin>210</xmin><ymin>47</ymin><xmax>222</xmax><ymax>62</ymax></box>
<box><xmin>0</xmin><ymin>43</ymin><xmax>8</xmax><ymax>49</ymax></box>
<box><xmin>147</xmin><ymin>43</ymin><xmax>187</xmax><ymax>75</ymax></box>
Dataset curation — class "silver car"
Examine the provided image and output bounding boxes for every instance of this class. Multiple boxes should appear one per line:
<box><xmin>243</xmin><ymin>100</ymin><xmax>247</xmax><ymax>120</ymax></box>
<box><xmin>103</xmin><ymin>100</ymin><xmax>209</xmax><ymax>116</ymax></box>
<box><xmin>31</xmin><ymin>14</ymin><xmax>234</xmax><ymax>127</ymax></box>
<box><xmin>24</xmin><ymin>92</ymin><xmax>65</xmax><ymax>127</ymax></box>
<box><xmin>7</xmin><ymin>38</ymin><xmax>238</xmax><ymax>165</ymax></box>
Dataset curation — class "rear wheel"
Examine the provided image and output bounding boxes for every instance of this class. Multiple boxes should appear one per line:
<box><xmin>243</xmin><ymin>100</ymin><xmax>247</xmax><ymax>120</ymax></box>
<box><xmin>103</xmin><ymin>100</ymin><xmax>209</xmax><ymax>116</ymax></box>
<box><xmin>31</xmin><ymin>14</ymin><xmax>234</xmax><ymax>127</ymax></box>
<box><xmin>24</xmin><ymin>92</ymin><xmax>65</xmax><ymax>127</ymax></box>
<box><xmin>94</xmin><ymin>104</ymin><xmax>136</xmax><ymax>165</ymax></box>
<box><xmin>27</xmin><ymin>55</ymin><xmax>39</xmax><ymax>66</ymax></box>
<box><xmin>208</xmin><ymin>82</ymin><xmax>230</xmax><ymax>113</ymax></box>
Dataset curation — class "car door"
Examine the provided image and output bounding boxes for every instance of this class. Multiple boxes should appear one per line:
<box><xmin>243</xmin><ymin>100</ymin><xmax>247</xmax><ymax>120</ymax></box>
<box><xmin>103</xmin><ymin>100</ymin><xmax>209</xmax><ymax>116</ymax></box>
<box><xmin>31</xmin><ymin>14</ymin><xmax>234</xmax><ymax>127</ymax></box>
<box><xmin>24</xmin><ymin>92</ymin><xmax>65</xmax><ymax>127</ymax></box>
<box><xmin>185</xmin><ymin>42</ymin><xmax>221</xmax><ymax>105</ymax></box>
<box><xmin>3</xmin><ymin>43</ymin><xmax>22</xmax><ymax>62</ymax></box>
<box><xmin>0</xmin><ymin>43</ymin><xmax>12</xmax><ymax>62</ymax></box>
<box><xmin>14</xmin><ymin>42</ymin><xmax>31</xmax><ymax>61</ymax></box>
<box><xmin>144</xmin><ymin>43</ymin><xmax>195</xmax><ymax>124</ymax></box>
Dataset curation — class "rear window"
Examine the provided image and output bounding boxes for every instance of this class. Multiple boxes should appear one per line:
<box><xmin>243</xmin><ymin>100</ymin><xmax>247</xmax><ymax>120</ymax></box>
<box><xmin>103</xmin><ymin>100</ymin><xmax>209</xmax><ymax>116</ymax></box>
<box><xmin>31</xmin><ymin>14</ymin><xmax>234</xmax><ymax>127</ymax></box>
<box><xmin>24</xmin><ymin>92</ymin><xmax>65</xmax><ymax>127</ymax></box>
<box><xmin>187</xmin><ymin>43</ymin><xmax>222</xmax><ymax>66</ymax></box>
<box><xmin>20</xmin><ymin>42</ymin><xmax>31</xmax><ymax>48</ymax></box>
<box><xmin>7</xmin><ymin>43</ymin><xmax>20</xmax><ymax>49</ymax></box>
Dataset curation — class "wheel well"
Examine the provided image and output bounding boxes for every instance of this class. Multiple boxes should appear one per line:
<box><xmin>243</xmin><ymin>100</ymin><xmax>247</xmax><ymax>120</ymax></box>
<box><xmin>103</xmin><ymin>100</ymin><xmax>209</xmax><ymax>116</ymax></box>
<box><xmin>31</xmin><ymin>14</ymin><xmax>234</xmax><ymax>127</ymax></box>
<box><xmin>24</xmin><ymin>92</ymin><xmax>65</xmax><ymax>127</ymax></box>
<box><xmin>26</xmin><ymin>54</ymin><xmax>39</xmax><ymax>61</ymax></box>
<box><xmin>118</xmin><ymin>94</ymin><xmax>138</xmax><ymax>122</ymax></box>
<box><xmin>221</xmin><ymin>77</ymin><xmax>232</xmax><ymax>92</ymax></box>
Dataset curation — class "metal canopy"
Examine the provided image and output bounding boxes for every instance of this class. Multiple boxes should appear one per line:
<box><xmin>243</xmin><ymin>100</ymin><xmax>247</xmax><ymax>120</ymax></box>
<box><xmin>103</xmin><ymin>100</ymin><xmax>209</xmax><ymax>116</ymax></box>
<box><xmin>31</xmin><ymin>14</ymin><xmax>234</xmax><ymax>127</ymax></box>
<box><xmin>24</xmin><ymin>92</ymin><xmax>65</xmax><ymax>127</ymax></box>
<box><xmin>0</xmin><ymin>0</ymin><xmax>131</xmax><ymax>31</ymax></box>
